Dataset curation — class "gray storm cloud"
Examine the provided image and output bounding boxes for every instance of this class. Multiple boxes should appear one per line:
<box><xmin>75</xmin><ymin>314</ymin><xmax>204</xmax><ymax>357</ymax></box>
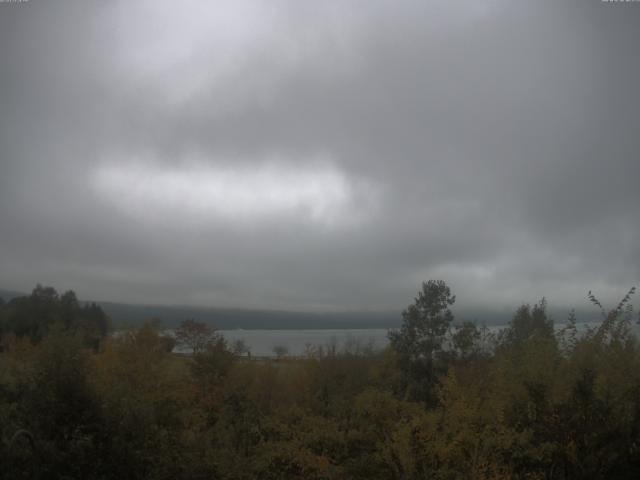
<box><xmin>1</xmin><ymin>0</ymin><xmax>639</xmax><ymax>313</ymax></box>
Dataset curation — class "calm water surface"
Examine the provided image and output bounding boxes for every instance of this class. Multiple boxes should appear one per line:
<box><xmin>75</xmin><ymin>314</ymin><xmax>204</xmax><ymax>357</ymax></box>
<box><xmin>164</xmin><ymin>320</ymin><xmax>612</xmax><ymax>357</ymax></box>
<box><xmin>215</xmin><ymin>321</ymin><xmax>609</xmax><ymax>357</ymax></box>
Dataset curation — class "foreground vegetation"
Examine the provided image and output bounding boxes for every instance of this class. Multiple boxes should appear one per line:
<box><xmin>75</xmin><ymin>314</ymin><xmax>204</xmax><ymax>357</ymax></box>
<box><xmin>1</xmin><ymin>282</ymin><xmax>640</xmax><ymax>479</ymax></box>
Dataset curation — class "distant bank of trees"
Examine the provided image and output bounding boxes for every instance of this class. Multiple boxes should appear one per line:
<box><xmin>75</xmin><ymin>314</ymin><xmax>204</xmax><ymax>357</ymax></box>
<box><xmin>1</xmin><ymin>281</ymin><xmax>640</xmax><ymax>479</ymax></box>
<box><xmin>0</xmin><ymin>284</ymin><xmax>109</xmax><ymax>349</ymax></box>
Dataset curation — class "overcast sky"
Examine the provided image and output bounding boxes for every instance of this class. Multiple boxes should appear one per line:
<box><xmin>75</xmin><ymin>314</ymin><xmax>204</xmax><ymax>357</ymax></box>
<box><xmin>1</xmin><ymin>0</ymin><xmax>639</xmax><ymax>313</ymax></box>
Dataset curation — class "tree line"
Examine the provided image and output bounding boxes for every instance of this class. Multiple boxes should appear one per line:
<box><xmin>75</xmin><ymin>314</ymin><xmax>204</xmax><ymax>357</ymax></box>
<box><xmin>1</xmin><ymin>281</ymin><xmax>640</xmax><ymax>479</ymax></box>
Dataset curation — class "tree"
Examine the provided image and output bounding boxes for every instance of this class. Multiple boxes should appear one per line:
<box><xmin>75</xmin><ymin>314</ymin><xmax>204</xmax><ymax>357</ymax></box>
<box><xmin>59</xmin><ymin>290</ymin><xmax>80</xmax><ymax>329</ymax></box>
<box><xmin>6</xmin><ymin>285</ymin><xmax>60</xmax><ymax>341</ymax></box>
<box><xmin>501</xmin><ymin>298</ymin><xmax>553</xmax><ymax>348</ymax></box>
<box><xmin>451</xmin><ymin>320</ymin><xmax>481</xmax><ymax>361</ymax></box>
<box><xmin>232</xmin><ymin>339</ymin><xmax>251</xmax><ymax>357</ymax></box>
<box><xmin>79</xmin><ymin>302</ymin><xmax>110</xmax><ymax>339</ymax></box>
<box><xmin>388</xmin><ymin>280</ymin><xmax>456</xmax><ymax>403</ymax></box>
<box><xmin>174</xmin><ymin>319</ymin><xmax>217</xmax><ymax>354</ymax></box>
<box><xmin>0</xmin><ymin>298</ymin><xmax>6</xmax><ymax>341</ymax></box>
<box><xmin>2</xmin><ymin>285</ymin><xmax>109</xmax><ymax>345</ymax></box>
<box><xmin>190</xmin><ymin>336</ymin><xmax>236</xmax><ymax>390</ymax></box>
<box><xmin>272</xmin><ymin>345</ymin><xmax>289</xmax><ymax>359</ymax></box>
<box><xmin>9</xmin><ymin>328</ymin><xmax>104</xmax><ymax>479</ymax></box>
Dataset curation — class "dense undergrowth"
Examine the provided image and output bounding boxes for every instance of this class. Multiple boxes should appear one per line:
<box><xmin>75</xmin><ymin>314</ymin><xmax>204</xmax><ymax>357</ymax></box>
<box><xmin>1</xmin><ymin>282</ymin><xmax>640</xmax><ymax>479</ymax></box>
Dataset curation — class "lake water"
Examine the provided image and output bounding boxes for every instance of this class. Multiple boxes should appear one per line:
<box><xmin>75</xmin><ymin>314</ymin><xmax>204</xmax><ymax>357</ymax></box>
<box><xmin>164</xmin><ymin>319</ymin><xmax>620</xmax><ymax>357</ymax></box>
<box><xmin>214</xmin><ymin>321</ymin><xmax>612</xmax><ymax>357</ymax></box>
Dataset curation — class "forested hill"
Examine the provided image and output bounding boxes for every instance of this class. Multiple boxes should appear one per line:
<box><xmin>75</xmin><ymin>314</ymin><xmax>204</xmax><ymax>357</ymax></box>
<box><xmin>1</xmin><ymin>287</ymin><xmax>594</xmax><ymax>330</ymax></box>
<box><xmin>0</xmin><ymin>289</ymin><xmax>398</xmax><ymax>329</ymax></box>
<box><xmin>101</xmin><ymin>303</ymin><xmax>552</xmax><ymax>329</ymax></box>
<box><xmin>0</xmin><ymin>289</ymin><xmax>24</xmax><ymax>302</ymax></box>
<box><xmin>99</xmin><ymin>301</ymin><xmax>401</xmax><ymax>330</ymax></box>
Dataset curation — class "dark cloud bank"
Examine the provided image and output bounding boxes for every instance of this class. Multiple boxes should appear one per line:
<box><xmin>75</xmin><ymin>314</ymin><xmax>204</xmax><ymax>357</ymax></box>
<box><xmin>1</xmin><ymin>0</ymin><xmax>639</xmax><ymax>321</ymax></box>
